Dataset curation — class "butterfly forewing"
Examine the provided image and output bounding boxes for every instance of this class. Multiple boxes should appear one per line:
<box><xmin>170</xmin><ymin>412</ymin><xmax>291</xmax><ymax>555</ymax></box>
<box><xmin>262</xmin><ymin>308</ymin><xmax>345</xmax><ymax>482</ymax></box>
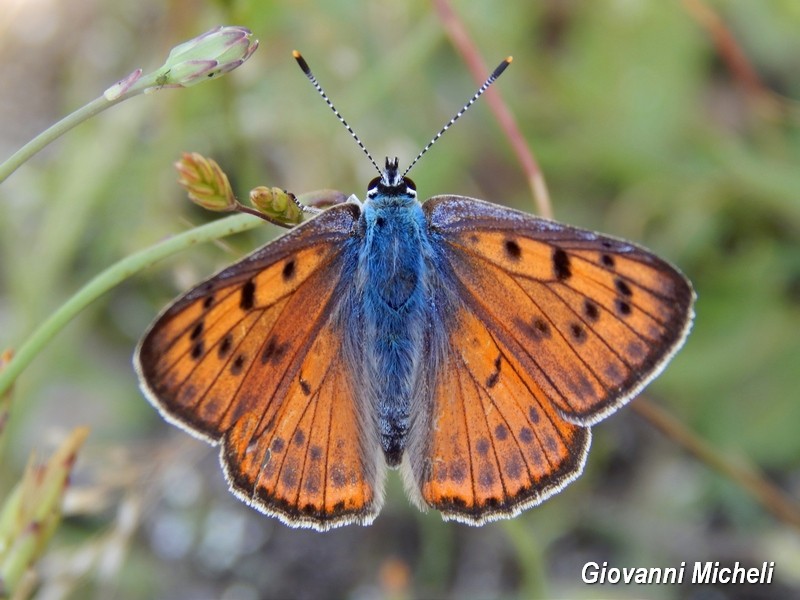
<box><xmin>424</xmin><ymin>196</ymin><xmax>695</xmax><ymax>425</ymax></box>
<box><xmin>136</xmin><ymin>203</ymin><xmax>384</xmax><ymax>530</ymax></box>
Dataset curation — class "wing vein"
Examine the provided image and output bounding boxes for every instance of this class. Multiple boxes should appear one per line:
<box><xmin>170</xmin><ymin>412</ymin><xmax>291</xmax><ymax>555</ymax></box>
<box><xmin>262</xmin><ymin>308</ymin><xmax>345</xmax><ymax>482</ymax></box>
<box><xmin>449</xmin><ymin>256</ymin><xmax>604</xmax><ymax>411</ymax></box>
<box><xmin>452</xmin><ymin>349</ymin><xmax>477</xmax><ymax>507</ymax></box>
<box><xmin>457</xmin><ymin>352</ymin><xmax>510</xmax><ymax>498</ymax></box>
<box><xmin>483</xmin><ymin>329</ymin><xmax>564</xmax><ymax>470</ymax></box>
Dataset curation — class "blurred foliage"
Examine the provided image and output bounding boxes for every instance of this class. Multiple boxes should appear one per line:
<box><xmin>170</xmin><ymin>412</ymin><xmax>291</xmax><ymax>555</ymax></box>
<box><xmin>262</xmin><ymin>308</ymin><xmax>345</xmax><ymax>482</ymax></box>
<box><xmin>0</xmin><ymin>426</ymin><xmax>88</xmax><ymax>598</ymax></box>
<box><xmin>0</xmin><ymin>0</ymin><xmax>799</xmax><ymax>598</ymax></box>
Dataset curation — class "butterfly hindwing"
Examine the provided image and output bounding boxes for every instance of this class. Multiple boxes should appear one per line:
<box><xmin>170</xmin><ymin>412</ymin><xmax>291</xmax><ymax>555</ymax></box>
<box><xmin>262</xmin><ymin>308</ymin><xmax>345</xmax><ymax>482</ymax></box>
<box><xmin>405</xmin><ymin>298</ymin><xmax>591</xmax><ymax>524</ymax></box>
<box><xmin>222</xmin><ymin>319</ymin><xmax>383</xmax><ymax>529</ymax></box>
<box><xmin>136</xmin><ymin>203</ymin><xmax>384</xmax><ymax>530</ymax></box>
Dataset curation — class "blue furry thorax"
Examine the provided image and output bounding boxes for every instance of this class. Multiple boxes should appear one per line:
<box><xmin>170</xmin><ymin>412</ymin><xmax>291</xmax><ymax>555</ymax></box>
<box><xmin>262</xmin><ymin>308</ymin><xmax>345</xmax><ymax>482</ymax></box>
<box><xmin>355</xmin><ymin>159</ymin><xmax>433</xmax><ymax>466</ymax></box>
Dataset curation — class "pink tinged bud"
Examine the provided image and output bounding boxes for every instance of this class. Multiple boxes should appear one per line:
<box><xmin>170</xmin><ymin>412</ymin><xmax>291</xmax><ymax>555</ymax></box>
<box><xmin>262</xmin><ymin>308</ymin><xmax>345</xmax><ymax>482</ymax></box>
<box><xmin>116</xmin><ymin>26</ymin><xmax>259</xmax><ymax>97</ymax></box>
<box><xmin>175</xmin><ymin>153</ymin><xmax>237</xmax><ymax>211</ymax></box>
<box><xmin>103</xmin><ymin>69</ymin><xmax>143</xmax><ymax>101</ymax></box>
<box><xmin>156</xmin><ymin>26</ymin><xmax>258</xmax><ymax>88</ymax></box>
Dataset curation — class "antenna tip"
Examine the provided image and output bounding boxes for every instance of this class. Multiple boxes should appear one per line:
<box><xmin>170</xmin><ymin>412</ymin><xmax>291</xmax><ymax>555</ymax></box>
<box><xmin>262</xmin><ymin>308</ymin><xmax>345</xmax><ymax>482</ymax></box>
<box><xmin>491</xmin><ymin>56</ymin><xmax>513</xmax><ymax>79</ymax></box>
<box><xmin>293</xmin><ymin>50</ymin><xmax>311</xmax><ymax>73</ymax></box>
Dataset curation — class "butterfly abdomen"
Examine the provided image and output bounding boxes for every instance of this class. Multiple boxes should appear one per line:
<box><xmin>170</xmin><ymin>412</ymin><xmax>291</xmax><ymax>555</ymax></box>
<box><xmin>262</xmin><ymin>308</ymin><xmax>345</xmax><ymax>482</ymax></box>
<box><xmin>359</xmin><ymin>199</ymin><xmax>431</xmax><ymax>466</ymax></box>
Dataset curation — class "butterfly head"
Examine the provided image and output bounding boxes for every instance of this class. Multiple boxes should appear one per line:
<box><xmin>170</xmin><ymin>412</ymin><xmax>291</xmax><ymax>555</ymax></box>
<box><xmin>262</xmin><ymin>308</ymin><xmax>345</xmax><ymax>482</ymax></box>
<box><xmin>366</xmin><ymin>157</ymin><xmax>417</xmax><ymax>203</ymax></box>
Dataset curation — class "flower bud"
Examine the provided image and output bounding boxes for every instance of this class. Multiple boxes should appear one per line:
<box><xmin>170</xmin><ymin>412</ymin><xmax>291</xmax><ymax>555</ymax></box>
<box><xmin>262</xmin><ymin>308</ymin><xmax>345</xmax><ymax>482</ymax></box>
<box><xmin>175</xmin><ymin>152</ymin><xmax>237</xmax><ymax>211</ymax></box>
<box><xmin>159</xmin><ymin>26</ymin><xmax>258</xmax><ymax>87</ymax></box>
<box><xmin>105</xmin><ymin>26</ymin><xmax>258</xmax><ymax>99</ymax></box>
<box><xmin>249</xmin><ymin>187</ymin><xmax>304</xmax><ymax>225</ymax></box>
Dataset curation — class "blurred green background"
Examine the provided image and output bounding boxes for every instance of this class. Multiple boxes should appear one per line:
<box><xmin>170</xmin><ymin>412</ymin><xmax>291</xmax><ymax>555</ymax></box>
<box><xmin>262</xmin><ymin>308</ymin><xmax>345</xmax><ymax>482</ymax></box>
<box><xmin>1</xmin><ymin>0</ymin><xmax>799</xmax><ymax>598</ymax></box>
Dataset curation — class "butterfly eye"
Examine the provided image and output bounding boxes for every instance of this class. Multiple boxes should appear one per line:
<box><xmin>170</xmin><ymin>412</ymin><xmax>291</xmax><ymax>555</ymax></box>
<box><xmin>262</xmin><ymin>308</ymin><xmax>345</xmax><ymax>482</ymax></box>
<box><xmin>404</xmin><ymin>177</ymin><xmax>416</xmax><ymax>192</ymax></box>
<box><xmin>367</xmin><ymin>176</ymin><xmax>381</xmax><ymax>193</ymax></box>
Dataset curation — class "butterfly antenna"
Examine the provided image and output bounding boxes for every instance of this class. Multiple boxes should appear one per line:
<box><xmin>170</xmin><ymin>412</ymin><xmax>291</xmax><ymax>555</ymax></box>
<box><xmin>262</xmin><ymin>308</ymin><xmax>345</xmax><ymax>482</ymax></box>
<box><xmin>293</xmin><ymin>50</ymin><xmax>383</xmax><ymax>176</ymax></box>
<box><xmin>402</xmin><ymin>56</ymin><xmax>513</xmax><ymax>178</ymax></box>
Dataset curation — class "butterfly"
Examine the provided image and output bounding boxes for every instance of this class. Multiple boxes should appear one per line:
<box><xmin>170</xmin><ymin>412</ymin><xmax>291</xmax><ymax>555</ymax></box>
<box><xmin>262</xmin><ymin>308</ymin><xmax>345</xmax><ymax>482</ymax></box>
<box><xmin>135</xmin><ymin>54</ymin><xmax>694</xmax><ymax>531</ymax></box>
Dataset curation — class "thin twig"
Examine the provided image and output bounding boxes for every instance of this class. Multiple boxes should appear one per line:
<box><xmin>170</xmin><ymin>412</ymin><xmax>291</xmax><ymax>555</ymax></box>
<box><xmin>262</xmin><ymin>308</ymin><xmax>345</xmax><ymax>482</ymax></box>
<box><xmin>633</xmin><ymin>398</ymin><xmax>800</xmax><ymax>531</ymax></box>
<box><xmin>681</xmin><ymin>0</ymin><xmax>788</xmax><ymax>118</ymax></box>
<box><xmin>431</xmin><ymin>0</ymin><xmax>553</xmax><ymax>219</ymax></box>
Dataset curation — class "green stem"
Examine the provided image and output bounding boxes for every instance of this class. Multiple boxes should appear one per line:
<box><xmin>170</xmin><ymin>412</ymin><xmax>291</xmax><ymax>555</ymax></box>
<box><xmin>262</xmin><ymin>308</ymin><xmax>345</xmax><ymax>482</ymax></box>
<box><xmin>0</xmin><ymin>212</ymin><xmax>270</xmax><ymax>397</ymax></box>
<box><xmin>503</xmin><ymin>521</ymin><xmax>547</xmax><ymax>599</ymax></box>
<box><xmin>0</xmin><ymin>92</ymin><xmax>133</xmax><ymax>184</ymax></box>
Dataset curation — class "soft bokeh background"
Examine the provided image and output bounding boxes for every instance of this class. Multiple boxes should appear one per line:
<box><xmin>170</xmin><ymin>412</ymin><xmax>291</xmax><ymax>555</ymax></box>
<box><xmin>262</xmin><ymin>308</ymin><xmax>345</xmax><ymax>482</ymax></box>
<box><xmin>1</xmin><ymin>0</ymin><xmax>799</xmax><ymax>598</ymax></box>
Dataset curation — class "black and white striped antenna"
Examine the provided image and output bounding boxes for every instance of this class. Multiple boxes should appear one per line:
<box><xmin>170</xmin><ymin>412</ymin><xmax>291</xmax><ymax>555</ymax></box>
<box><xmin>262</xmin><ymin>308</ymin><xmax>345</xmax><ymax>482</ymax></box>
<box><xmin>293</xmin><ymin>51</ymin><xmax>512</xmax><ymax>178</ymax></box>
<box><xmin>402</xmin><ymin>56</ymin><xmax>512</xmax><ymax>177</ymax></box>
<box><xmin>293</xmin><ymin>50</ymin><xmax>382</xmax><ymax>176</ymax></box>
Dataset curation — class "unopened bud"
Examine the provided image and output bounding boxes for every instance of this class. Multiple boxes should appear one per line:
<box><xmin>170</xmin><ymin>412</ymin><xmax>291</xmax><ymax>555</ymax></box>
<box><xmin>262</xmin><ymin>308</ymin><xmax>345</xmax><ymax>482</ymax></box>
<box><xmin>175</xmin><ymin>152</ymin><xmax>236</xmax><ymax>211</ymax></box>
<box><xmin>249</xmin><ymin>187</ymin><xmax>303</xmax><ymax>225</ymax></box>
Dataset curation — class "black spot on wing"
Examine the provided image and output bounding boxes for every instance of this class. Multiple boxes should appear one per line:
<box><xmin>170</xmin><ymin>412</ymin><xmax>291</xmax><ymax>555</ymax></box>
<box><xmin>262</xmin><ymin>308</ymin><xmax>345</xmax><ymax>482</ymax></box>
<box><xmin>615</xmin><ymin>278</ymin><xmax>633</xmax><ymax>297</ymax></box>
<box><xmin>281</xmin><ymin>461</ymin><xmax>298</xmax><ymax>487</ymax></box>
<box><xmin>478</xmin><ymin>467</ymin><xmax>495</xmax><ymax>489</ymax></box>
<box><xmin>261</xmin><ymin>338</ymin><xmax>288</xmax><ymax>365</ymax></box>
<box><xmin>517</xmin><ymin>317</ymin><xmax>552</xmax><ymax>342</ymax></box>
<box><xmin>552</xmin><ymin>247</ymin><xmax>571</xmax><ymax>280</ymax></box>
<box><xmin>485</xmin><ymin>355</ymin><xmax>502</xmax><ymax>388</ymax></box>
<box><xmin>504</xmin><ymin>238</ymin><xmax>522</xmax><ymax>261</ymax></box>
<box><xmin>450</xmin><ymin>460</ymin><xmax>467</xmax><ymax>483</ymax></box>
<box><xmin>299</xmin><ymin>375</ymin><xmax>311</xmax><ymax>396</ymax></box>
<box><xmin>505</xmin><ymin>455</ymin><xmax>523</xmax><ymax>479</ymax></box>
<box><xmin>583</xmin><ymin>299</ymin><xmax>600</xmax><ymax>322</ymax></box>
<box><xmin>309</xmin><ymin>445</ymin><xmax>323</xmax><ymax>461</ymax></box>
<box><xmin>569</xmin><ymin>322</ymin><xmax>587</xmax><ymax>343</ymax></box>
<box><xmin>240</xmin><ymin>280</ymin><xmax>256</xmax><ymax>310</ymax></box>
<box><xmin>231</xmin><ymin>354</ymin><xmax>246</xmax><ymax>375</ymax></box>
<box><xmin>486</xmin><ymin>371</ymin><xmax>499</xmax><ymax>389</ymax></box>
<box><xmin>616</xmin><ymin>299</ymin><xmax>632</xmax><ymax>317</ymax></box>
<box><xmin>218</xmin><ymin>333</ymin><xmax>233</xmax><ymax>358</ymax></box>
<box><xmin>282</xmin><ymin>259</ymin><xmax>296</xmax><ymax>281</ymax></box>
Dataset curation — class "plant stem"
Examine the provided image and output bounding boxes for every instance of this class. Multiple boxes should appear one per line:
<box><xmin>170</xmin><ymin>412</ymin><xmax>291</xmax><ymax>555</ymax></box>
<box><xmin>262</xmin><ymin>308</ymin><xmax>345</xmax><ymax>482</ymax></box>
<box><xmin>0</xmin><ymin>93</ymin><xmax>133</xmax><ymax>184</ymax></box>
<box><xmin>0</xmin><ymin>213</ymin><xmax>268</xmax><ymax>397</ymax></box>
<box><xmin>432</xmin><ymin>0</ymin><xmax>552</xmax><ymax>219</ymax></box>
<box><xmin>633</xmin><ymin>398</ymin><xmax>800</xmax><ymax>531</ymax></box>
<box><xmin>503</xmin><ymin>521</ymin><xmax>548</xmax><ymax>599</ymax></box>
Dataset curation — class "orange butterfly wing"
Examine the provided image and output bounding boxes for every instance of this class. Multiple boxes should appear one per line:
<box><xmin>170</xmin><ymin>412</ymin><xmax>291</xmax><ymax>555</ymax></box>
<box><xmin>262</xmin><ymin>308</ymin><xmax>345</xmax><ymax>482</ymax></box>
<box><xmin>136</xmin><ymin>204</ymin><xmax>384</xmax><ymax>530</ymax></box>
<box><xmin>405</xmin><ymin>196</ymin><xmax>694</xmax><ymax>523</ymax></box>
